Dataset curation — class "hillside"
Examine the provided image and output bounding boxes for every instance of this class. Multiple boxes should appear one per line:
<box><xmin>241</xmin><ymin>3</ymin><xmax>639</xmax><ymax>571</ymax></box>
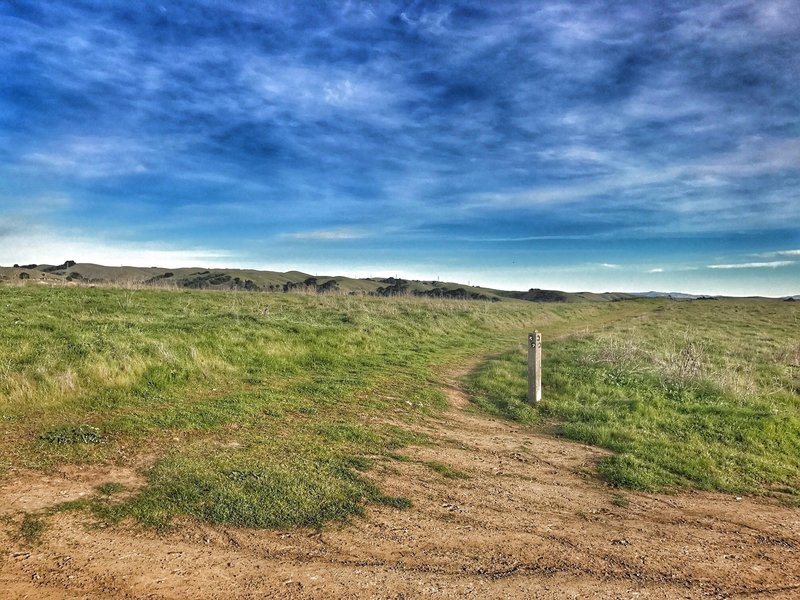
<box><xmin>4</xmin><ymin>260</ymin><xmax>784</xmax><ymax>302</ymax></box>
<box><xmin>497</xmin><ymin>288</ymin><xmax>638</xmax><ymax>303</ymax></box>
<box><xmin>0</xmin><ymin>261</ymin><xmax>632</xmax><ymax>303</ymax></box>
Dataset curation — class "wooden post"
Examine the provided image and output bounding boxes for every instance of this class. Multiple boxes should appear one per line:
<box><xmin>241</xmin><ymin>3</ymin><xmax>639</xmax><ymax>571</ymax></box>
<box><xmin>528</xmin><ymin>331</ymin><xmax>542</xmax><ymax>403</ymax></box>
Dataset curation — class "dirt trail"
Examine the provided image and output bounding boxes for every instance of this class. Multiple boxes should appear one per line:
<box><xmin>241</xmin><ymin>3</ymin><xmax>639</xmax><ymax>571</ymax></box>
<box><xmin>2</xmin><ymin>362</ymin><xmax>799</xmax><ymax>599</ymax></box>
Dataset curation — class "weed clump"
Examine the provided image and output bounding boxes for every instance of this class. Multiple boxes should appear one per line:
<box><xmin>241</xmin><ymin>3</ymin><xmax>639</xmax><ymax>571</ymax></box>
<box><xmin>610</xmin><ymin>493</ymin><xmax>629</xmax><ymax>508</ymax></box>
<box><xmin>375</xmin><ymin>495</ymin><xmax>412</xmax><ymax>509</ymax></box>
<box><xmin>97</xmin><ymin>482</ymin><xmax>125</xmax><ymax>495</ymax></box>
<box><xmin>423</xmin><ymin>461</ymin><xmax>470</xmax><ymax>479</ymax></box>
<box><xmin>20</xmin><ymin>513</ymin><xmax>45</xmax><ymax>543</ymax></box>
<box><xmin>41</xmin><ymin>425</ymin><xmax>103</xmax><ymax>444</ymax></box>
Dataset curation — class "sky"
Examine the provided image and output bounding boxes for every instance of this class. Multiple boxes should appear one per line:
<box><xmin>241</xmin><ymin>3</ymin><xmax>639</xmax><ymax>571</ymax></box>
<box><xmin>1</xmin><ymin>0</ymin><xmax>799</xmax><ymax>296</ymax></box>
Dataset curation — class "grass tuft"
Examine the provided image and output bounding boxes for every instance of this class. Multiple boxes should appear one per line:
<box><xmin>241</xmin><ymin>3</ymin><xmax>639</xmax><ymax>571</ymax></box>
<box><xmin>96</xmin><ymin>481</ymin><xmax>126</xmax><ymax>495</ymax></box>
<box><xmin>375</xmin><ymin>495</ymin><xmax>413</xmax><ymax>509</ymax></box>
<box><xmin>40</xmin><ymin>425</ymin><xmax>103</xmax><ymax>444</ymax></box>
<box><xmin>422</xmin><ymin>460</ymin><xmax>470</xmax><ymax>479</ymax></box>
<box><xmin>20</xmin><ymin>513</ymin><xmax>46</xmax><ymax>544</ymax></box>
<box><xmin>610</xmin><ymin>493</ymin><xmax>629</xmax><ymax>508</ymax></box>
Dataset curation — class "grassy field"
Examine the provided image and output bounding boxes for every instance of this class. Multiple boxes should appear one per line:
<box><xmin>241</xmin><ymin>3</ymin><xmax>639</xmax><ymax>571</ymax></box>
<box><xmin>3</xmin><ymin>286</ymin><xmax>798</xmax><ymax>538</ymax></box>
<box><xmin>467</xmin><ymin>299</ymin><xmax>800</xmax><ymax>502</ymax></box>
<box><xmin>0</xmin><ymin>284</ymin><xmax>644</xmax><ymax>533</ymax></box>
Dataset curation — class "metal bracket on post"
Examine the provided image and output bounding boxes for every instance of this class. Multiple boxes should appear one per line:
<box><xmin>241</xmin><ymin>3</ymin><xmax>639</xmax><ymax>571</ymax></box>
<box><xmin>528</xmin><ymin>331</ymin><xmax>542</xmax><ymax>403</ymax></box>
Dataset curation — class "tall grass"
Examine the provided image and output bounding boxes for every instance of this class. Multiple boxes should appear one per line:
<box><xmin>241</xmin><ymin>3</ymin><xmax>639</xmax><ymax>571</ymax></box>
<box><xmin>466</xmin><ymin>300</ymin><xmax>800</xmax><ymax>501</ymax></box>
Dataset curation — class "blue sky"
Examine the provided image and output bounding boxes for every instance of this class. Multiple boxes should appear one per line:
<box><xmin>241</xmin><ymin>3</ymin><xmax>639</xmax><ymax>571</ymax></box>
<box><xmin>1</xmin><ymin>0</ymin><xmax>798</xmax><ymax>295</ymax></box>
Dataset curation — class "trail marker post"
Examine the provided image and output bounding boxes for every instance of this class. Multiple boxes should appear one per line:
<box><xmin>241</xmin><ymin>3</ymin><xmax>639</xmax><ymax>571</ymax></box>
<box><xmin>527</xmin><ymin>331</ymin><xmax>542</xmax><ymax>403</ymax></box>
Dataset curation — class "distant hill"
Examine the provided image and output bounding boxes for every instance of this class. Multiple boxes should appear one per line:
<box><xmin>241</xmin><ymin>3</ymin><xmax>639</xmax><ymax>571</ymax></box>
<box><xmin>496</xmin><ymin>288</ymin><xmax>637</xmax><ymax>303</ymax></box>
<box><xmin>0</xmin><ymin>261</ymin><xmax>508</xmax><ymax>301</ymax></box>
<box><xmin>0</xmin><ymin>261</ymin><xmax>790</xmax><ymax>302</ymax></box>
<box><xmin>632</xmin><ymin>291</ymin><xmax>707</xmax><ymax>299</ymax></box>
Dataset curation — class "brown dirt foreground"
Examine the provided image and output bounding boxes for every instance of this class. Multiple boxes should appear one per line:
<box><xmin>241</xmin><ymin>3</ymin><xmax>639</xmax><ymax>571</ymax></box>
<box><xmin>2</xmin><ymin>364</ymin><xmax>799</xmax><ymax>600</ymax></box>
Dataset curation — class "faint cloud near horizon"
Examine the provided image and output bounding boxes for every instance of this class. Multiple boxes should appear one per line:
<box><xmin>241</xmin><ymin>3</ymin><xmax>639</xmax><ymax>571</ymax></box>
<box><xmin>755</xmin><ymin>249</ymin><xmax>800</xmax><ymax>258</ymax></box>
<box><xmin>281</xmin><ymin>227</ymin><xmax>367</xmax><ymax>241</ymax></box>
<box><xmin>707</xmin><ymin>261</ymin><xmax>795</xmax><ymax>270</ymax></box>
<box><xmin>0</xmin><ymin>226</ymin><xmax>234</xmax><ymax>268</ymax></box>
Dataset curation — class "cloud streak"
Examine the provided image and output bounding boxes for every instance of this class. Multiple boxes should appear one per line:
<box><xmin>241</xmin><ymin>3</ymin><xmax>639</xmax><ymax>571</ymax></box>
<box><xmin>756</xmin><ymin>249</ymin><xmax>800</xmax><ymax>257</ymax></box>
<box><xmin>282</xmin><ymin>228</ymin><xmax>367</xmax><ymax>241</ymax></box>
<box><xmin>708</xmin><ymin>261</ymin><xmax>795</xmax><ymax>269</ymax></box>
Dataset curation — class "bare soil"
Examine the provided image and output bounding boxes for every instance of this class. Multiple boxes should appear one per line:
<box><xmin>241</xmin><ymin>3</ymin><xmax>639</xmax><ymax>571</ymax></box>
<box><xmin>2</xmin><ymin>363</ymin><xmax>799</xmax><ymax>599</ymax></box>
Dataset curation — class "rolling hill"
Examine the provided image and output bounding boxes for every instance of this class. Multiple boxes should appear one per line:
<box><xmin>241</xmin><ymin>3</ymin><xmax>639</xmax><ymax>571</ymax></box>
<box><xmin>0</xmin><ymin>260</ymin><xmax>688</xmax><ymax>303</ymax></box>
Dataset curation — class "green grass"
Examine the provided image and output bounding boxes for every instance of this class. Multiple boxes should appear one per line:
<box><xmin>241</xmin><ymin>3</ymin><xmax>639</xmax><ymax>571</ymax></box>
<box><xmin>610</xmin><ymin>493</ymin><xmax>629</xmax><ymax>508</ymax></box>
<box><xmin>126</xmin><ymin>451</ymin><xmax>403</xmax><ymax>529</ymax></box>
<box><xmin>422</xmin><ymin>460</ymin><xmax>470</xmax><ymax>479</ymax></box>
<box><xmin>40</xmin><ymin>424</ymin><xmax>103</xmax><ymax>444</ymax></box>
<box><xmin>466</xmin><ymin>300</ymin><xmax>800</xmax><ymax>500</ymax></box>
<box><xmin>0</xmin><ymin>285</ymin><xmax>647</xmax><ymax>529</ymax></box>
<box><xmin>20</xmin><ymin>512</ymin><xmax>46</xmax><ymax>543</ymax></box>
<box><xmin>96</xmin><ymin>481</ymin><xmax>125</xmax><ymax>495</ymax></box>
<box><xmin>6</xmin><ymin>285</ymin><xmax>797</xmax><ymax>528</ymax></box>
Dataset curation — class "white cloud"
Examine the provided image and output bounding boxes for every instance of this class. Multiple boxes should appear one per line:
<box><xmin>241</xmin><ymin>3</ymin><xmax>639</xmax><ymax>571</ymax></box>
<box><xmin>756</xmin><ymin>249</ymin><xmax>800</xmax><ymax>257</ymax></box>
<box><xmin>470</xmin><ymin>136</ymin><xmax>800</xmax><ymax>213</ymax></box>
<box><xmin>0</xmin><ymin>225</ymin><xmax>233</xmax><ymax>268</ymax></box>
<box><xmin>241</xmin><ymin>61</ymin><xmax>399</xmax><ymax>123</ymax></box>
<box><xmin>538</xmin><ymin>145</ymin><xmax>614</xmax><ymax>164</ymax></box>
<box><xmin>648</xmin><ymin>268</ymin><xmax>664</xmax><ymax>273</ymax></box>
<box><xmin>282</xmin><ymin>227</ymin><xmax>367</xmax><ymax>241</ymax></box>
<box><xmin>601</xmin><ymin>263</ymin><xmax>621</xmax><ymax>268</ymax></box>
<box><xmin>21</xmin><ymin>136</ymin><xmax>156</xmax><ymax>178</ymax></box>
<box><xmin>707</xmin><ymin>261</ymin><xmax>795</xmax><ymax>270</ymax></box>
<box><xmin>698</xmin><ymin>137</ymin><xmax>800</xmax><ymax>179</ymax></box>
<box><xmin>458</xmin><ymin>234</ymin><xmax>592</xmax><ymax>242</ymax></box>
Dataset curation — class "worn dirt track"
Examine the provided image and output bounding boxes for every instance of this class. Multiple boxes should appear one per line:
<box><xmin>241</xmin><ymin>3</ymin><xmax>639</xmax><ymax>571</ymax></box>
<box><xmin>2</xmin><ymin>362</ymin><xmax>799</xmax><ymax>599</ymax></box>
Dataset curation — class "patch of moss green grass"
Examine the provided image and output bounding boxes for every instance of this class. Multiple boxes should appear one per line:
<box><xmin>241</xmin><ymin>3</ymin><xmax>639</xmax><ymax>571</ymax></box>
<box><xmin>20</xmin><ymin>512</ymin><xmax>46</xmax><ymax>544</ymax></box>
<box><xmin>610</xmin><ymin>492</ymin><xmax>629</xmax><ymax>508</ymax></box>
<box><xmin>422</xmin><ymin>460</ymin><xmax>470</xmax><ymax>479</ymax></box>
<box><xmin>0</xmin><ymin>285</ymin><xmax>650</xmax><ymax>529</ymax></box>
<box><xmin>96</xmin><ymin>481</ymin><xmax>125</xmax><ymax>495</ymax></box>
<box><xmin>466</xmin><ymin>300</ymin><xmax>800</xmax><ymax>501</ymax></box>
<box><xmin>40</xmin><ymin>424</ymin><xmax>103</xmax><ymax>444</ymax></box>
<box><xmin>18</xmin><ymin>491</ymin><xmax>132</xmax><ymax>543</ymax></box>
